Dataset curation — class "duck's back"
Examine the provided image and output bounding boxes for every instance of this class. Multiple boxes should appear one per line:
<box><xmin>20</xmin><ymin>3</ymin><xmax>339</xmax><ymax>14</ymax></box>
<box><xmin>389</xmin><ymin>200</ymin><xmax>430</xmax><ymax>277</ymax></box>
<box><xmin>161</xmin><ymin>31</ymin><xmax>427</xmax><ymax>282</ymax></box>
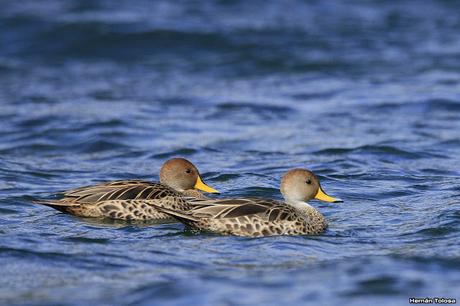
<box><xmin>63</xmin><ymin>180</ymin><xmax>178</xmax><ymax>203</ymax></box>
<box><xmin>37</xmin><ymin>180</ymin><xmax>190</xmax><ymax>220</ymax></box>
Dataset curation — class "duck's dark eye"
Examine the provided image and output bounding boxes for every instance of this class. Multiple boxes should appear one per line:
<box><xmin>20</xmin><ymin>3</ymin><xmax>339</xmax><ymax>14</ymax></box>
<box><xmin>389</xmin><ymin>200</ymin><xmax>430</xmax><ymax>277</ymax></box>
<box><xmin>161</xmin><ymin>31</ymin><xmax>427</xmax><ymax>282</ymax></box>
<box><xmin>306</xmin><ymin>179</ymin><xmax>312</xmax><ymax>185</ymax></box>
<box><xmin>185</xmin><ymin>169</ymin><xmax>192</xmax><ymax>174</ymax></box>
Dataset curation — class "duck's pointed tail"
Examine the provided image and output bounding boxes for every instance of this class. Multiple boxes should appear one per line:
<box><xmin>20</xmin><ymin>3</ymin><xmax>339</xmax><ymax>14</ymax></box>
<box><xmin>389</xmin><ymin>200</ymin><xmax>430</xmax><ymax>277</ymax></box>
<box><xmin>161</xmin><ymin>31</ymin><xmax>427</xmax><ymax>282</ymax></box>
<box><xmin>33</xmin><ymin>199</ymin><xmax>79</xmax><ymax>213</ymax></box>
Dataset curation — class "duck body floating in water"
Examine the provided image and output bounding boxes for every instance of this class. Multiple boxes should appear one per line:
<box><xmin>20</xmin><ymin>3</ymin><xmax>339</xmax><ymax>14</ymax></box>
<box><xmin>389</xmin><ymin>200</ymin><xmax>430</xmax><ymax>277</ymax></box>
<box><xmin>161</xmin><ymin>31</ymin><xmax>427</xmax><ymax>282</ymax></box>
<box><xmin>152</xmin><ymin>169</ymin><xmax>342</xmax><ymax>237</ymax></box>
<box><xmin>35</xmin><ymin>158</ymin><xmax>219</xmax><ymax>221</ymax></box>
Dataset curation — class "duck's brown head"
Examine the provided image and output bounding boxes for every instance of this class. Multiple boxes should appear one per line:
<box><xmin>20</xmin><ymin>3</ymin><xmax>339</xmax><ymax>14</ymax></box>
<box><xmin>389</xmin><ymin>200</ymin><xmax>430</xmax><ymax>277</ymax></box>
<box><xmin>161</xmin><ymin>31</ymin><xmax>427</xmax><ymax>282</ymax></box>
<box><xmin>280</xmin><ymin>169</ymin><xmax>342</xmax><ymax>204</ymax></box>
<box><xmin>160</xmin><ymin>158</ymin><xmax>219</xmax><ymax>194</ymax></box>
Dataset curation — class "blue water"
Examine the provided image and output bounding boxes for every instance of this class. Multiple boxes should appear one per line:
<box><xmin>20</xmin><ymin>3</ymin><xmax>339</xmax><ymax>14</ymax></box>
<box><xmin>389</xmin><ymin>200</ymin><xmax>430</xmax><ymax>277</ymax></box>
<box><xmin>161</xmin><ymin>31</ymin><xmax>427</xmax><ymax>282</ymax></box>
<box><xmin>1</xmin><ymin>1</ymin><xmax>460</xmax><ymax>305</ymax></box>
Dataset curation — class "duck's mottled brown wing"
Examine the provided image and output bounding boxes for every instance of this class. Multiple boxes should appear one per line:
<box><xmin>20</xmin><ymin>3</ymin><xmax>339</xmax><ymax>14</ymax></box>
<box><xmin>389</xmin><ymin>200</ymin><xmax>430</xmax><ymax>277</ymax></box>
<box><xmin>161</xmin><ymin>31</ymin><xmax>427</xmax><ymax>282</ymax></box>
<box><xmin>63</xmin><ymin>180</ymin><xmax>180</xmax><ymax>204</ymax></box>
<box><xmin>186</xmin><ymin>198</ymin><xmax>292</xmax><ymax>220</ymax></box>
<box><xmin>35</xmin><ymin>180</ymin><xmax>189</xmax><ymax>220</ymax></box>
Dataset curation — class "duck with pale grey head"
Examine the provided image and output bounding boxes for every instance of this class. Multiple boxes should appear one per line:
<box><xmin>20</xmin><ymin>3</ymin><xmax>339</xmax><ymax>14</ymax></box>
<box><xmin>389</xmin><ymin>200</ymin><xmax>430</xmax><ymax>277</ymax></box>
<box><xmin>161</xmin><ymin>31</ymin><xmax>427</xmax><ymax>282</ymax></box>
<box><xmin>150</xmin><ymin>168</ymin><xmax>342</xmax><ymax>237</ymax></box>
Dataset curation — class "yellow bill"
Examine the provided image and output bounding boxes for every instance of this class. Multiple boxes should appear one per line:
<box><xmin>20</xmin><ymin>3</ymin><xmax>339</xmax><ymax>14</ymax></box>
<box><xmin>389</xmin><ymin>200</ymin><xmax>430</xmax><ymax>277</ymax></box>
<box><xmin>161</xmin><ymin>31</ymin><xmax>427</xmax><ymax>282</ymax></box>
<box><xmin>315</xmin><ymin>186</ymin><xmax>342</xmax><ymax>203</ymax></box>
<box><xmin>194</xmin><ymin>176</ymin><xmax>219</xmax><ymax>194</ymax></box>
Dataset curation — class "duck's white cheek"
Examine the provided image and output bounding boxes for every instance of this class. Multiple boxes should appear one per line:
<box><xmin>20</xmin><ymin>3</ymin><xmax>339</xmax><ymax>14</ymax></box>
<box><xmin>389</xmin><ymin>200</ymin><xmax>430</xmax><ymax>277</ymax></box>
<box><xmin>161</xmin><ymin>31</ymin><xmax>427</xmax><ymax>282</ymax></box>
<box><xmin>291</xmin><ymin>188</ymin><xmax>308</xmax><ymax>201</ymax></box>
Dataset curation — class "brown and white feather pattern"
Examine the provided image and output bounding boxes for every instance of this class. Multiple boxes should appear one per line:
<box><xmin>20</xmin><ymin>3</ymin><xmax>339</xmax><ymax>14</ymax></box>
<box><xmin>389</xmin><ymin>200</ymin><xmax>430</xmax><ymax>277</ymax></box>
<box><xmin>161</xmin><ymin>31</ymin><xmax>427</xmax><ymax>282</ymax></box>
<box><xmin>156</xmin><ymin>198</ymin><xmax>328</xmax><ymax>237</ymax></box>
<box><xmin>37</xmin><ymin>180</ymin><xmax>194</xmax><ymax>221</ymax></box>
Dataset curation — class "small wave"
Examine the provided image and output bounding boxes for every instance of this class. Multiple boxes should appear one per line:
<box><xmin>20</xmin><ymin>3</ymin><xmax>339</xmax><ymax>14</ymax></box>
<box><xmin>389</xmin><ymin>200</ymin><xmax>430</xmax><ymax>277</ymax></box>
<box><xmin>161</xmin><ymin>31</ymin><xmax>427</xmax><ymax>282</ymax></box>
<box><xmin>343</xmin><ymin>276</ymin><xmax>402</xmax><ymax>297</ymax></box>
<box><xmin>313</xmin><ymin>144</ymin><xmax>430</xmax><ymax>159</ymax></box>
<box><xmin>152</xmin><ymin>148</ymin><xmax>198</xmax><ymax>159</ymax></box>
<box><xmin>61</xmin><ymin>236</ymin><xmax>110</xmax><ymax>244</ymax></box>
<box><xmin>77</xmin><ymin>140</ymin><xmax>130</xmax><ymax>153</ymax></box>
<box><xmin>215</xmin><ymin>102</ymin><xmax>294</xmax><ymax>120</ymax></box>
<box><xmin>0</xmin><ymin>143</ymin><xmax>60</xmax><ymax>155</ymax></box>
<box><xmin>425</xmin><ymin>98</ymin><xmax>460</xmax><ymax>111</ymax></box>
<box><xmin>415</xmin><ymin>226</ymin><xmax>458</xmax><ymax>237</ymax></box>
<box><xmin>0</xmin><ymin>207</ymin><xmax>18</xmax><ymax>215</ymax></box>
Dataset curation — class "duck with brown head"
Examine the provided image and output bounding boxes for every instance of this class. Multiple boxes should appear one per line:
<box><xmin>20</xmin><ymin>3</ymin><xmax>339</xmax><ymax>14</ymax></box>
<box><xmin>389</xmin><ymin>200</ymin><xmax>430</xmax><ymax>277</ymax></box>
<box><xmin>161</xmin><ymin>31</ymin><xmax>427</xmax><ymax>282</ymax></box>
<box><xmin>35</xmin><ymin>158</ymin><xmax>219</xmax><ymax>221</ymax></box>
<box><xmin>150</xmin><ymin>168</ymin><xmax>342</xmax><ymax>237</ymax></box>
<box><xmin>160</xmin><ymin>158</ymin><xmax>219</xmax><ymax>198</ymax></box>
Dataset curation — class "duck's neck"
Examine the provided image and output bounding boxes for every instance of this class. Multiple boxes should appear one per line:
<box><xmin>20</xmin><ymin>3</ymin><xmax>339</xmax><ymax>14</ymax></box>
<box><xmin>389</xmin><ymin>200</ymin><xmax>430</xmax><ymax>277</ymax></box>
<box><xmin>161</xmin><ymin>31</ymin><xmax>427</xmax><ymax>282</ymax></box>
<box><xmin>181</xmin><ymin>189</ymin><xmax>208</xmax><ymax>199</ymax></box>
<box><xmin>286</xmin><ymin>200</ymin><xmax>318</xmax><ymax>215</ymax></box>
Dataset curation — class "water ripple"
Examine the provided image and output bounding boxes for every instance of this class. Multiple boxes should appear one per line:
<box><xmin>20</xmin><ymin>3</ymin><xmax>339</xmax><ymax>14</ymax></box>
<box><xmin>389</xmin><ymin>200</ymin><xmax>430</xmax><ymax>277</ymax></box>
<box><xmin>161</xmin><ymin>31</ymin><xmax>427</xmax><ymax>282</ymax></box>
<box><xmin>1</xmin><ymin>1</ymin><xmax>460</xmax><ymax>305</ymax></box>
